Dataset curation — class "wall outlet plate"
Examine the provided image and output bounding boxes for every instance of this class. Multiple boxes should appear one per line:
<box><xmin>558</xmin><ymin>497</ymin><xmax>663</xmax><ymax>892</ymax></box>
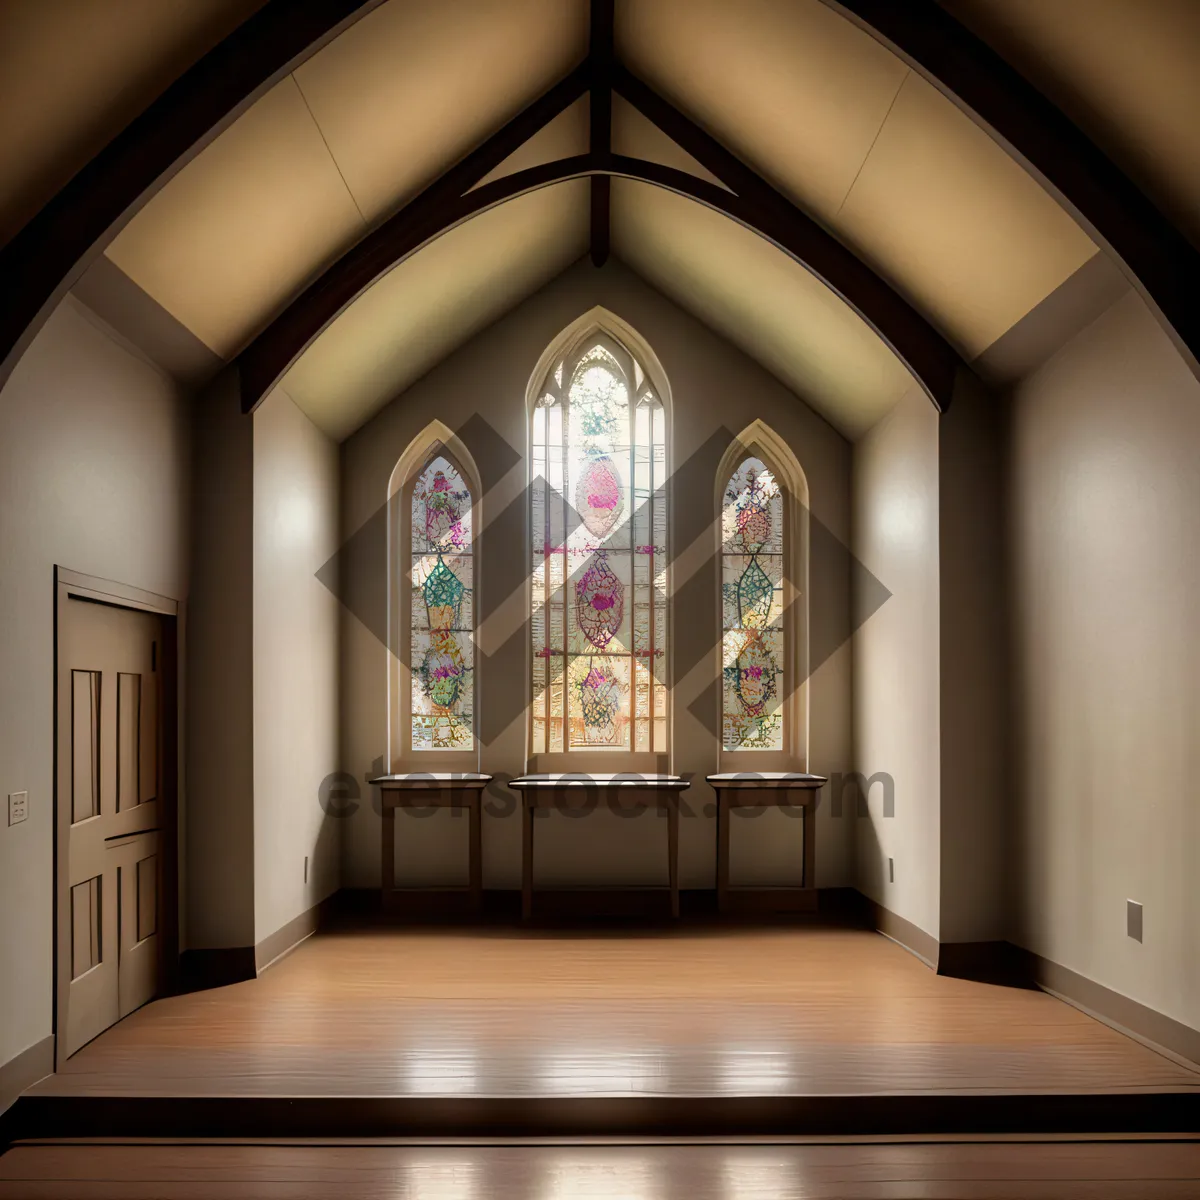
<box><xmin>1127</xmin><ymin>899</ymin><xmax>1143</xmax><ymax>942</ymax></box>
<box><xmin>8</xmin><ymin>791</ymin><xmax>28</xmax><ymax>826</ymax></box>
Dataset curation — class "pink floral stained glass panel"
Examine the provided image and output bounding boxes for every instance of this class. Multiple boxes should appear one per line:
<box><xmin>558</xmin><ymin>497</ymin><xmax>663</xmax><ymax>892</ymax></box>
<box><xmin>410</xmin><ymin>455</ymin><xmax>473</xmax><ymax>751</ymax></box>
<box><xmin>721</xmin><ymin>458</ymin><xmax>784</xmax><ymax>751</ymax></box>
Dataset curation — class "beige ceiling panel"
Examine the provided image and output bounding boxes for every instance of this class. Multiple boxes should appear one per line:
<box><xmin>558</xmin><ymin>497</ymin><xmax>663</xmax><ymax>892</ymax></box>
<box><xmin>0</xmin><ymin>0</ymin><xmax>265</xmax><ymax>246</ymax></box>
<box><xmin>617</xmin><ymin>0</ymin><xmax>907</xmax><ymax>221</ymax></box>
<box><xmin>294</xmin><ymin>0</ymin><xmax>588</xmax><ymax>222</ymax></box>
<box><xmin>943</xmin><ymin>0</ymin><xmax>1200</xmax><ymax>248</ymax></box>
<box><xmin>283</xmin><ymin>181</ymin><xmax>589</xmax><ymax>441</ymax></box>
<box><xmin>611</xmin><ymin>95</ymin><xmax>727</xmax><ymax>191</ymax></box>
<box><xmin>612</xmin><ymin>180</ymin><xmax>912</xmax><ymax>440</ymax></box>
<box><xmin>106</xmin><ymin>76</ymin><xmax>365</xmax><ymax>358</ymax></box>
<box><xmin>473</xmin><ymin>97</ymin><xmax>590</xmax><ymax>190</ymax></box>
<box><xmin>837</xmin><ymin>72</ymin><xmax>1096</xmax><ymax>357</ymax></box>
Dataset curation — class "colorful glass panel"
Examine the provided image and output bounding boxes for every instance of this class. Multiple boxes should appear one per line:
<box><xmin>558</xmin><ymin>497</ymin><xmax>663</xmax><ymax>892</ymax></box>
<box><xmin>721</xmin><ymin>458</ymin><xmax>784</xmax><ymax>750</ymax></box>
<box><xmin>532</xmin><ymin>343</ymin><xmax>667</xmax><ymax>753</ymax></box>
<box><xmin>410</xmin><ymin>456</ymin><xmax>474</xmax><ymax>750</ymax></box>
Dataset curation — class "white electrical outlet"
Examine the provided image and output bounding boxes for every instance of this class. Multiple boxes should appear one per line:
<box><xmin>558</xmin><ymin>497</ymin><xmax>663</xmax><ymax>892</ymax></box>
<box><xmin>8</xmin><ymin>792</ymin><xmax>28</xmax><ymax>826</ymax></box>
<box><xmin>1127</xmin><ymin>899</ymin><xmax>1143</xmax><ymax>942</ymax></box>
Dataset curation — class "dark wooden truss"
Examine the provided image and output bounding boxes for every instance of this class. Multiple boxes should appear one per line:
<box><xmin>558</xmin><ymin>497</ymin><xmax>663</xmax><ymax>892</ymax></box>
<box><xmin>235</xmin><ymin>0</ymin><xmax>962</xmax><ymax>413</ymax></box>
<box><xmin>2</xmin><ymin>0</ymin><xmax>1195</xmax><ymax>415</ymax></box>
<box><xmin>0</xmin><ymin>0</ymin><xmax>387</xmax><ymax>387</ymax></box>
<box><xmin>824</xmin><ymin>0</ymin><xmax>1200</xmax><ymax>379</ymax></box>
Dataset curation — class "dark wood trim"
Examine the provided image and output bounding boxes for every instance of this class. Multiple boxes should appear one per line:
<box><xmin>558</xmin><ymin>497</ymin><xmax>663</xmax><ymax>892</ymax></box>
<box><xmin>610</xmin><ymin>67</ymin><xmax>961</xmax><ymax>411</ymax></box>
<box><xmin>0</xmin><ymin>0</ymin><xmax>387</xmax><ymax>390</ymax></box>
<box><xmin>7</xmin><ymin>1091</ymin><xmax>1197</xmax><ymax>1145</ymax></box>
<box><xmin>236</xmin><ymin>67</ymin><xmax>591</xmax><ymax>409</ymax></box>
<box><xmin>820</xmin><ymin>0</ymin><xmax>1200</xmax><ymax>379</ymax></box>
<box><xmin>0</xmin><ymin>1037</ymin><xmax>53</xmax><ymax>1120</ymax></box>
<box><xmin>589</xmin><ymin>0</ymin><xmax>614</xmax><ymax>267</ymax></box>
<box><xmin>238</xmin><ymin>151</ymin><xmax>965</xmax><ymax>414</ymax></box>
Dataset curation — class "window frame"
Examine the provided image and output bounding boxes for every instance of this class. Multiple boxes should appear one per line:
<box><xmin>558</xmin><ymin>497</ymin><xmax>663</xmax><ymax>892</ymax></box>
<box><xmin>388</xmin><ymin>431</ymin><xmax>481</xmax><ymax>772</ymax></box>
<box><xmin>526</xmin><ymin>322</ymin><xmax>672</xmax><ymax>775</ymax></box>
<box><xmin>715</xmin><ymin>427</ymin><xmax>809</xmax><ymax>772</ymax></box>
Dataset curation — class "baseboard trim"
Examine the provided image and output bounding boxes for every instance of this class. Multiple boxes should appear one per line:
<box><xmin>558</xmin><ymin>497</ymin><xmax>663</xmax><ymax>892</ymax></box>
<box><xmin>0</xmin><ymin>1036</ymin><xmax>54</xmax><ymax>1118</ymax></box>
<box><xmin>856</xmin><ymin>894</ymin><xmax>939</xmax><ymax>968</ymax></box>
<box><xmin>254</xmin><ymin>892</ymin><xmax>338</xmax><ymax>973</ymax></box>
<box><xmin>1017</xmin><ymin>948</ymin><xmax>1200</xmax><ymax>1070</ymax></box>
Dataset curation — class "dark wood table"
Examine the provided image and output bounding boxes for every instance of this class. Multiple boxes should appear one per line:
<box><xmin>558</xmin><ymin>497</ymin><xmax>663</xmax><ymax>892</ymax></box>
<box><xmin>707</xmin><ymin>772</ymin><xmax>827</xmax><ymax>914</ymax></box>
<box><xmin>369</xmin><ymin>773</ymin><xmax>492</xmax><ymax>914</ymax></box>
<box><xmin>510</xmin><ymin>774</ymin><xmax>691</xmax><ymax>920</ymax></box>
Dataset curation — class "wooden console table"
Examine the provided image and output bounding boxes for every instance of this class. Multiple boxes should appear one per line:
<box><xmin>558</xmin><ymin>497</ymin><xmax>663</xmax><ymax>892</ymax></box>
<box><xmin>707</xmin><ymin>772</ymin><xmax>827</xmax><ymax>914</ymax></box>
<box><xmin>510</xmin><ymin>774</ymin><xmax>691</xmax><ymax>920</ymax></box>
<box><xmin>369</xmin><ymin>773</ymin><xmax>491</xmax><ymax>914</ymax></box>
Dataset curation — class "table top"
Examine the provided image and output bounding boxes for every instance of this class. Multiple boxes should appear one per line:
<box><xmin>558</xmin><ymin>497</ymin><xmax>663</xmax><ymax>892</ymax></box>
<box><xmin>510</xmin><ymin>773</ymin><xmax>691</xmax><ymax>790</ymax></box>
<box><xmin>369</xmin><ymin>773</ymin><xmax>492</xmax><ymax>789</ymax></box>
<box><xmin>706</xmin><ymin>772</ymin><xmax>827</xmax><ymax>788</ymax></box>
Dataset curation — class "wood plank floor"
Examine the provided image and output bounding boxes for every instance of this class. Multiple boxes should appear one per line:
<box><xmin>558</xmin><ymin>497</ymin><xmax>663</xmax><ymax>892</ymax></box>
<box><xmin>3</xmin><ymin>1138</ymin><xmax>1200</xmax><ymax>1198</ymax></box>
<box><xmin>31</xmin><ymin>923</ymin><xmax>1200</xmax><ymax>1101</ymax></box>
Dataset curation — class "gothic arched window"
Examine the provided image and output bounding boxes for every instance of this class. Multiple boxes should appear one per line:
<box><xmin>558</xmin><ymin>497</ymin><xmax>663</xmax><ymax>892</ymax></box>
<box><xmin>407</xmin><ymin>451</ymin><xmax>475</xmax><ymax>753</ymax></box>
<box><xmin>530</xmin><ymin>333</ymin><xmax>668</xmax><ymax>757</ymax></box>
<box><xmin>721</xmin><ymin>457</ymin><xmax>786</xmax><ymax>751</ymax></box>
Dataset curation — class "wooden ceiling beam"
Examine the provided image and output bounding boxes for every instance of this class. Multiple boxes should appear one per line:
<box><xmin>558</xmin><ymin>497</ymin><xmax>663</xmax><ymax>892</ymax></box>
<box><xmin>611</xmin><ymin>65</ymin><xmax>961</xmax><ymax>410</ymax></box>
<box><xmin>236</xmin><ymin>66</ymin><xmax>590</xmax><ymax>409</ymax></box>
<box><xmin>236</xmin><ymin>151</ymin><xmax>964</xmax><ymax>413</ymax></box>
<box><xmin>589</xmin><ymin>0</ymin><xmax>615</xmax><ymax>268</ymax></box>
<box><xmin>0</xmin><ymin>0</ymin><xmax>388</xmax><ymax>391</ymax></box>
<box><xmin>822</xmin><ymin>0</ymin><xmax>1200</xmax><ymax>379</ymax></box>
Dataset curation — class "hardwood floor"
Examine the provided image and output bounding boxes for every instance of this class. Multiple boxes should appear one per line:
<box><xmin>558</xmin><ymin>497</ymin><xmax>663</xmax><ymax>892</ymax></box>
<box><xmin>10</xmin><ymin>921</ymin><xmax>1198</xmax><ymax>1139</ymax></box>
<box><xmin>2</xmin><ymin>1138</ymin><xmax>1199</xmax><ymax>1198</ymax></box>
<box><xmin>31</xmin><ymin>922</ymin><xmax>1200</xmax><ymax>1099</ymax></box>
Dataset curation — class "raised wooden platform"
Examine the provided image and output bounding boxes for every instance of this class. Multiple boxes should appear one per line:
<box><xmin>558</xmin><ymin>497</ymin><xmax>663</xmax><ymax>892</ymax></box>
<box><xmin>5</xmin><ymin>920</ymin><xmax>1198</xmax><ymax>1142</ymax></box>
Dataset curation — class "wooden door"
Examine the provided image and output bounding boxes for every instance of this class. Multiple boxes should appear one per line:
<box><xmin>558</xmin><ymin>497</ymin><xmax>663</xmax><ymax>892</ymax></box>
<box><xmin>57</xmin><ymin>596</ymin><xmax>163</xmax><ymax>1058</ymax></box>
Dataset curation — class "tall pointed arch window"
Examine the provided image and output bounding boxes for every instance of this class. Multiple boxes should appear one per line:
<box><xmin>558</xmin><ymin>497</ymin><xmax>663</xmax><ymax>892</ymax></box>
<box><xmin>403</xmin><ymin>449</ymin><xmax>476</xmax><ymax>754</ymax></box>
<box><xmin>722</xmin><ymin>458</ymin><xmax>785</xmax><ymax>750</ymax></box>
<box><xmin>718</xmin><ymin>429</ymin><xmax>807</xmax><ymax>765</ymax></box>
<box><xmin>530</xmin><ymin>332</ymin><xmax>668</xmax><ymax>758</ymax></box>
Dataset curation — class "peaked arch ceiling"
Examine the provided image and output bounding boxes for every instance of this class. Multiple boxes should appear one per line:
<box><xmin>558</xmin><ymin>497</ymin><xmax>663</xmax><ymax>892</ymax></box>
<box><xmin>0</xmin><ymin>0</ymin><xmax>1196</xmax><ymax>440</ymax></box>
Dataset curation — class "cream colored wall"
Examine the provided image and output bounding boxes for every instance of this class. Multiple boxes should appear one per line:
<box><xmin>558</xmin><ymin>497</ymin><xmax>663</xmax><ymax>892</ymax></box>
<box><xmin>340</xmin><ymin>257</ymin><xmax>854</xmax><ymax>892</ymax></box>
<box><xmin>852</xmin><ymin>386</ymin><xmax>941</xmax><ymax>940</ymax></box>
<box><xmin>0</xmin><ymin>298</ymin><xmax>189</xmax><ymax>1072</ymax></box>
<box><xmin>252</xmin><ymin>388</ymin><xmax>341</xmax><ymax>943</ymax></box>
<box><xmin>1007</xmin><ymin>288</ymin><xmax>1200</xmax><ymax>1031</ymax></box>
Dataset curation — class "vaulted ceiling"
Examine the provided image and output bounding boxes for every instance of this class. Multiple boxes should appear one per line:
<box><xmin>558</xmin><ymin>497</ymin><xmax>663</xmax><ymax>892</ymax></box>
<box><xmin>2</xmin><ymin>0</ymin><xmax>1196</xmax><ymax>441</ymax></box>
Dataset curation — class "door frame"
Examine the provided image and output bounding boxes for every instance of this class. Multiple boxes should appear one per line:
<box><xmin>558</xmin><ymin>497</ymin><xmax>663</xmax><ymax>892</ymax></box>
<box><xmin>53</xmin><ymin>567</ymin><xmax>180</xmax><ymax>1069</ymax></box>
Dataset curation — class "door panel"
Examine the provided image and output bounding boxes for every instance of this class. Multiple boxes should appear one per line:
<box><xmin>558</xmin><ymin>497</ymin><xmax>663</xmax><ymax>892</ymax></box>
<box><xmin>117</xmin><ymin>834</ymin><xmax>161</xmax><ymax>1018</ymax></box>
<box><xmin>70</xmin><ymin>670</ymin><xmax>100</xmax><ymax>824</ymax></box>
<box><xmin>59</xmin><ymin>596</ymin><xmax>165</xmax><ymax>1058</ymax></box>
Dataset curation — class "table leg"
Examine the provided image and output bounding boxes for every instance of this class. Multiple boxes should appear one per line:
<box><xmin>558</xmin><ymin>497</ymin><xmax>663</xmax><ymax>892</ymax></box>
<box><xmin>668</xmin><ymin>794</ymin><xmax>680</xmax><ymax>918</ymax></box>
<box><xmin>522</xmin><ymin>797</ymin><xmax>533</xmax><ymax>920</ymax></box>
<box><xmin>381</xmin><ymin>801</ymin><xmax>395</xmax><ymax>911</ymax></box>
<box><xmin>803</xmin><ymin>794</ymin><xmax>816</xmax><ymax>891</ymax></box>
<box><xmin>468</xmin><ymin>792</ymin><xmax>482</xmax><ymax>912</ymax></box>
<box><xmin>717</xmin><ymin>791</ymin><xmax>730</xmax><ymax>915</ymax></box>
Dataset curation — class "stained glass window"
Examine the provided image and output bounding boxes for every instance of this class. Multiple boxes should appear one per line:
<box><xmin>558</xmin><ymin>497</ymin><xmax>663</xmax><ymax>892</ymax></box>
<box><xmin>410</xmin><ymin>455</ymin><xmax>474</xmax><ymax>751</ymax></box>
<box><xmin>531</xmin><ymin>340</ymin><xmax>667</xmax><ymax>754</ymax></box>
<box><xmin>721</xmin><ymin>458</ymin><xmax>785</xmax><ymax>751</ymax></box>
